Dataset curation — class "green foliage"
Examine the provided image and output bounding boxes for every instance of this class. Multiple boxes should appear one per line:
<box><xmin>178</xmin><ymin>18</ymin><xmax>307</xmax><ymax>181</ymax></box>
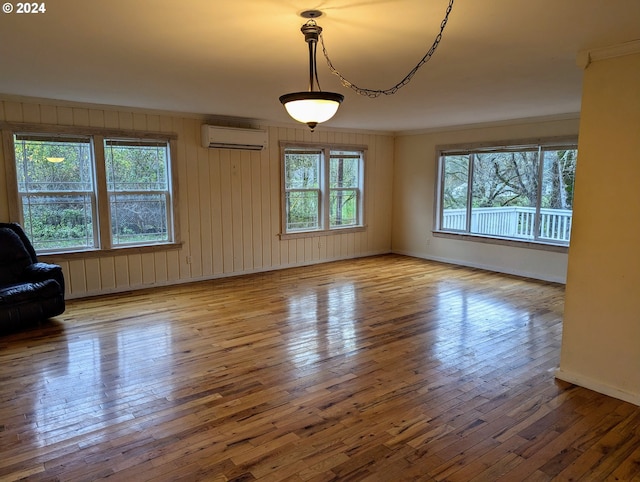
<box><xmin>105</xmin><ymin>142</ymin><xmax>168</xmax><ymax>191</ymax></box>
<box><xmin>442</xmin><ymin>148</ymin><xmax>577</xmax><ymax>211</ymax></box>
<box><xmin>285</xmin><ymin>150</ymin><xmax>362</xmax><ymax>231</ymax></box>
<box><xmin>14</xmin><ymin>137</ymin><xmax>93</xmax><ymax>192</ymax></box>
<box><xmin>442</xmin><ymin>155</ymin><xmax>468</xmax><ymax>209</ymax></box>
<box><xmin>330</xmin><ymin>156</ymin><xmax>358</xmax><ymax>226</ymax></box>
<box><xmin>285</xmin><ymin>152</ymin><xmax>319</xmax><ymax>189</ymax></box>
<box><xmin>23</xmin><ymin>197</ymin><xmax>94</xmax><ymax>249</ymax></box>
<box><xmin>15</xmin><ymin>136</ymin><xmax>170</xmax><ymax>249</ymax></box>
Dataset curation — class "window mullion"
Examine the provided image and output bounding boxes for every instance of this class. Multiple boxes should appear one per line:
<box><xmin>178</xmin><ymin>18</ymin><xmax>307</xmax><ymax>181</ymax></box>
<box><xmin>322</xmin><ymin>147</ymin><xmax>330</xmax><ymax>230</ymax></box>
<box><xmin>93</xmin><ymin>135</ymin><xmax>110</xmax><ymax>250</ymax></box>
<box><xmin>533</xmin><ymin>146</ymin><xmax>544</xmax><ymax>241</ymax></box>
<box><xmin>465</xmin><ymin>153</ymin><xmax>474</xmax><ymax>233</ymax></box>
<box><xmin>316</xmin><ymin>188</ymin><xmax>322</xmax><ymax>231</ymax></box>
<box><xmin>164</xmin><ymin>191</ymin><xmax>171</xmax><ymax>241</ymax></box>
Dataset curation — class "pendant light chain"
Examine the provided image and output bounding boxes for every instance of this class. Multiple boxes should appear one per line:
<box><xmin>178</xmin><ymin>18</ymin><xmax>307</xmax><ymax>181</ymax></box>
<box><xmin>319</xmin><ymin>0</ymin><xmax>455</xmax><ymax>98</ymax></box>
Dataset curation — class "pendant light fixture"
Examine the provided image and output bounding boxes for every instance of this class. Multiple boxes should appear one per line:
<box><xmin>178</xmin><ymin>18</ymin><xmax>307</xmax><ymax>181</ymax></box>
<box><xmin>280</xmin><ymin>1</ymin><xmax>455</xmax><ymax>130</ymax></box>
<box><xmin>279</xmin><ymin>12</ymin><xmax>343</xmax><ymax>131</ymax></box>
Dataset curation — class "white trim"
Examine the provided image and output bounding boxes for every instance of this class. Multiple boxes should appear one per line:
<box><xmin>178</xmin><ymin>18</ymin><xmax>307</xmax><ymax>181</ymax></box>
<box><xmin>396</xmin><ymin>113</ymin><xmax>580</xmax><ymax>137</ymax></box>
<box><xmin>391</xmin><ymin>249</ymin><xmax>567</xmax><ymax>284</ymax></box>
<box><xmin>555</xmin><ymin>368</ymin><xmax>640</xmax><ymax>407</ymax></box>
<box><xmin>577</xmin><ymin>39</ymin><xmax>640</xmax><ymax>69</ymax></box>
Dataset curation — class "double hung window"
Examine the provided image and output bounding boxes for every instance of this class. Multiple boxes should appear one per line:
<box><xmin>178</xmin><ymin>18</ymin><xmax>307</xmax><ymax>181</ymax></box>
<box><xmin>9</xmin><ymin>128</ymin><xmax>177</xmax><ymax>254</ymax></box>
<box><xmin>282</xmin><ymin>145</ymin><xmax>365</xmax><ymax>236</ymax></box>
<box><xmin>436</xmin><ymin>140</ymin><xmax>578</xmax><ymax>246</ymax></box>
<box><xmin>14</xmin><ymin>134</ymin><xmax>97</xmax><ymax>251</ymax></box>
<box><xmin>105</xmin><ymin>139</ymin><xmax>172</xmax><ymax>247</ymax></box>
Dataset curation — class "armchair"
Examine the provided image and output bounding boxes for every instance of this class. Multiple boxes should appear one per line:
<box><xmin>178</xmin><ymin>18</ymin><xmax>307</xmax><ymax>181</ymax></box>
<box><xmin>0</xmin><ymin>223</ymin><xmax>65</xmax><ymax>332</ymax></box>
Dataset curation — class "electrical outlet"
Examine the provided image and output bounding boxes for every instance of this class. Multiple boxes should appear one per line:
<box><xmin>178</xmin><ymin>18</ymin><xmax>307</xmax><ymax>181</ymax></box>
<box><xmin>186</xmin><ymin>255</ymin><xmax>192</xmax><ymax>264</ymax></box>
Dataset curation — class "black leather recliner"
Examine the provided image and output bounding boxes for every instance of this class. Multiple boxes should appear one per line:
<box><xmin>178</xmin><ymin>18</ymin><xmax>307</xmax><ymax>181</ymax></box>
<box><xmin>0</xmin><ymin>222</ymin><xmax>65</xmax><ymax>332</ymax></box>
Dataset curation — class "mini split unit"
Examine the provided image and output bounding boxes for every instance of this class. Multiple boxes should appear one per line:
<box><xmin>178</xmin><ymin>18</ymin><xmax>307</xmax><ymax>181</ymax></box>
<box><xmin>201</xmin><ymin>125</ymin><xmax>268</xmax><ymax>151</ymax></box>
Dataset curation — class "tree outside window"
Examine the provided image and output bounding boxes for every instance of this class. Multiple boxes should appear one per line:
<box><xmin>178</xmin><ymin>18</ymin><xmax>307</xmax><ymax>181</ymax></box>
<box><xmin>14</xmin><ymin>135</ymin><xmax>96</xmax><ymax>251</ymax></box>
<box><xmin>283</xmin><ymin>145</ymin><xmax>364</xmax><ymax>236</ymax></box>
<box><xmin>105</xmin><ymin>139</ymin><xmax>171</xmax><ymax>246</ymax></box>
<box><xmin>438</xmin><ymin>142</ymin><xmax>577</xmax><ymax>245</ymax></box>
<box><xmin>330</xmin><ymin>152</ymin><xmax>360</xmax><ymax>228</ymax></box>
<box><xmin>11</xmin><ymin>131</ymin><xmax>176</xmax><ymax>253</ymax></box>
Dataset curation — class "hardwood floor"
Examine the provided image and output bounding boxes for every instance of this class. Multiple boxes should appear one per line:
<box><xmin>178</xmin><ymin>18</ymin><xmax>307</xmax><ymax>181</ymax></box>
<box><xmin>1</xmin><ymin>254</ymin><xmax>639</xmax><ymax>481</ymax></box>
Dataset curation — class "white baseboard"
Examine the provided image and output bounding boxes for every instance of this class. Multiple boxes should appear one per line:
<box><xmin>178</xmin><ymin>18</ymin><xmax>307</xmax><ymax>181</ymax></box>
<box><xmin>391</xmin><ymin>249</ymin><xmax>566</xmax><ymax>284</ymax></box>
<box><xmin>555</xmin><ymin>368</ymin><xmax>640</xmax><ymax>406</ymax></box>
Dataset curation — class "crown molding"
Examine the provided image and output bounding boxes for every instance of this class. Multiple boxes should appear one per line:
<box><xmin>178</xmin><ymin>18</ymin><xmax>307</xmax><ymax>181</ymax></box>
<box><xmin>396</xmin><ymin>113</ymin><xmax>580</xmax><ymax>137</ymax></box>
<box><xmin>577</xmin><ymin>39</ymin><xmax>640</xmax><ymax>69</ymax></box>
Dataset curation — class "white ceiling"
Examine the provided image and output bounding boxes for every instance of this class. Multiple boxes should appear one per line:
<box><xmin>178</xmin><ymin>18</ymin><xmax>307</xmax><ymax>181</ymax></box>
<box><xmin>1</xmin><ymin>0</ymin><xmax>639</xmax><ymax>132</ymax></box>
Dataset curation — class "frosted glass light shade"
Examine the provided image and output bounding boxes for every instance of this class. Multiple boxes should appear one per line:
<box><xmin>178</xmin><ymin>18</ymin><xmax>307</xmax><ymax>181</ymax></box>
<box><xmin>279</xmin><ymin>91</ymin><xmax>344</xmax><ymax>130</ymax></box>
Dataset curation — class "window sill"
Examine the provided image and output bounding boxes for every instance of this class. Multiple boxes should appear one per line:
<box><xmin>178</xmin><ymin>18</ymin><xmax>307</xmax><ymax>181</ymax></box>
<box><xmin>40</xmin><ymin>242</ymin><xmax>184</xmax><ymax>262</ymax></box>
<box><xmin>432</xmin><ymin>231</ymin><xmax>569</xmax><ymax>253</ymax></box>
<box><xmin>279</xmin><ymin>225</ymin><xmax>367</xmax><ymax>240</ymax></box>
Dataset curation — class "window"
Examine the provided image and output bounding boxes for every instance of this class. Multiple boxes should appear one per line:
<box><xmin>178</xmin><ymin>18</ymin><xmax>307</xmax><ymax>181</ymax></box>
<box><xmin>282</xmin><ymin>145</ymin><xmax>364</xmax><ymax>236</ymax></box>
<box><xmin>105</xmin><ymin>139</ymin><xmax>171</xmax><ymax>247</ymax></box>
<box><xmin>436</xmin><ymin>140</ymin><xmax>578</xmax><ymax>246</ymax></box>
<box><xmin>9</xmin><ymin>128</ymin><xmax>177</xmax><ymax>254</ymax></box>
<box><xmin>14</xmin><ymin>134</ymin><xmax>97</xmax><ymax>251</ymax></box>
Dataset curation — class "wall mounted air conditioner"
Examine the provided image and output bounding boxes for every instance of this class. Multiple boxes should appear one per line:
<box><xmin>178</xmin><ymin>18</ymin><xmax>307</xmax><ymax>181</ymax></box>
<box><xmin>201</xmin><ymin>125</ymin><xmax>268</xmax><ymax>151</ymax></box>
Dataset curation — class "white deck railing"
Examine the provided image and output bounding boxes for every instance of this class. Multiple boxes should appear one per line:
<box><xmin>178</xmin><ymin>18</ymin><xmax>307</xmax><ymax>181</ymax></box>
<box><xmin>442</xmin><ymin>207</ymin><xmax>572</xmax><ymax>243</ymax></box>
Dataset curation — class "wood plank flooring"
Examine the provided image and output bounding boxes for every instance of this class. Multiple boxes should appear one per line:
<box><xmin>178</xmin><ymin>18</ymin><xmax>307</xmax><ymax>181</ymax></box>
<box><xmin>1</xmin><ymin>254</ymin><xmax>639</xmax><ymax>481</ymax></box>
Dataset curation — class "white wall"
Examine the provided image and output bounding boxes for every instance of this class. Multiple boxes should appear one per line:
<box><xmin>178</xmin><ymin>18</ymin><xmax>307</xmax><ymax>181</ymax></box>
<box><xmin>557</xmin><ymin>49</ymin><xmax>640</xmax><ymax>406</ymax></box>
<box><xmin>0</xmin><ymin>97</ymin><xmax>394</xmax><ymax>298</ymax></box>
<box><xmin>392</xmin><ymin>117</ymin><xmax>580</xmax><ymax>283</ymax></box>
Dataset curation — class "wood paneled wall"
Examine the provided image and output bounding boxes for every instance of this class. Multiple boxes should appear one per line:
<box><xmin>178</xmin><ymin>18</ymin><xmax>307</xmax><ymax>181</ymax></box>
<box><xmin>0</xmin><ymin>98</ymin><xmax>394</xmax><ymax>298</ymax></box>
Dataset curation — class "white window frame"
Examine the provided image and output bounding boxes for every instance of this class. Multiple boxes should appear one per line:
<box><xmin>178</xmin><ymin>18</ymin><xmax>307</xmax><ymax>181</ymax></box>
<box><xmin>434</xmin><ymin>136</ymin><xmax>578</xmax><ymax>250</ymax></box>
<box><xmin>280</xmin><ymin>142</ymin><xmax>366</xmax><ymax>238</ymax></box>
<box><xmin>2</xmin><ymin>123</ymin><xmax>180</xmax><ymax>257</ymax></box>
<box><xmin>13</xmin><ymin>133</ymin><xmax>99</xmax><ymax>251</ymax></box>
<box><xmin>104</xmin><ymin>138</ymin><xmax>173</xmax><ymax>248</ymax></box>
